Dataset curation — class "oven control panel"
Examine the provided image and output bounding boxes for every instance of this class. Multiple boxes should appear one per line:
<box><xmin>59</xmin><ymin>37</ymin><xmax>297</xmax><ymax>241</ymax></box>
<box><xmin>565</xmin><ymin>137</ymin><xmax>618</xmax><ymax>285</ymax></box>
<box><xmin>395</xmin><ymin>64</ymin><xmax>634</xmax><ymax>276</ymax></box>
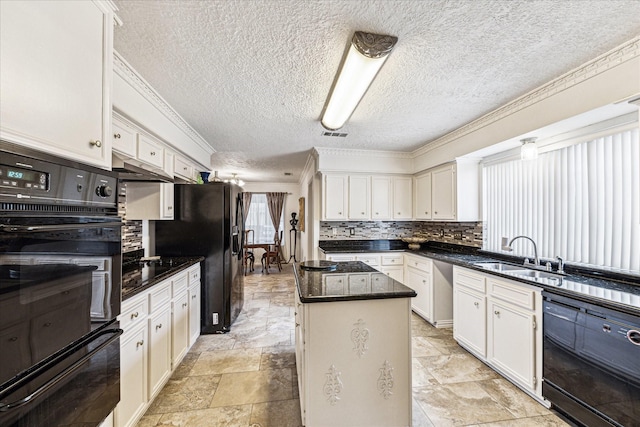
<box><xmin>0</xmin><ymin>164</ymin><xmax>49</xmax><ymax>190</ymax></box>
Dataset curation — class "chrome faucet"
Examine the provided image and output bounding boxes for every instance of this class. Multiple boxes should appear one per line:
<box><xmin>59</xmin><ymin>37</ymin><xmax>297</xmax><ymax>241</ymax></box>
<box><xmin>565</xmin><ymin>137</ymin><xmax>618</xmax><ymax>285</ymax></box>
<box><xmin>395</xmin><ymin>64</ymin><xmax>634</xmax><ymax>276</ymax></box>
<box><xmin>556</xmin><ymin>256</ymin><xmax>565</xmax><ymax>274</ymax></box>
<box><xmin>502</xmin><ymin>235</ymin><xmax>539</xmax><ymax>266</ymax></box>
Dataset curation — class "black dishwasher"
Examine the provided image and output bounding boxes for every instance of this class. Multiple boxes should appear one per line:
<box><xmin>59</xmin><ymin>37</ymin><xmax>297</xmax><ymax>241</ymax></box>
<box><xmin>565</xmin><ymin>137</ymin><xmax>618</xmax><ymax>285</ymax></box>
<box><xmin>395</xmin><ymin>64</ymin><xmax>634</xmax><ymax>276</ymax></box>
<box><xmin>542</xmin><ymin>292</ymin><xmax>640</xmax><ymax>427</ymax></box>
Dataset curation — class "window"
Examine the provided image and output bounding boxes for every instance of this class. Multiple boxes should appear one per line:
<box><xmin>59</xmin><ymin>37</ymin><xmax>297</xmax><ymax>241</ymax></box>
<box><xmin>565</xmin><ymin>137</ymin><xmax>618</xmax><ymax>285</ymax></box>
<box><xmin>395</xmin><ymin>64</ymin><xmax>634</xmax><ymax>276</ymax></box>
<box><xmin>245</xmin><ymin>193</ymin><xmax>284</xmax><ymax>243</ymax></box>
<box><xmin>483</xmin><ymin>126</ymin><xmax>639</xmax><ymax>273</ymax></box>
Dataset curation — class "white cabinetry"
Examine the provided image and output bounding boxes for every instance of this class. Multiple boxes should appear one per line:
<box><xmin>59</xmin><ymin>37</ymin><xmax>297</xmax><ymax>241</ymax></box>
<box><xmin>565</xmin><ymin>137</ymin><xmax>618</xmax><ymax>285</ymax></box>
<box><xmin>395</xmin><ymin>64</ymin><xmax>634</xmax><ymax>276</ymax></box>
<box><xmin>171</xmin><ymin>272</ymin><xmax>189</xmax><ymax>368</ymax></box>
<box><xmin>187</xmin><ymin>265</ymin><xmax>202</xmax><ymax>346</ymax></box>
<box><xmin>392</xmin><ymin>176</ymin><xmax>413</xmax><ymax>219</ymax></box>
<box><xmin>112</xmin><ymin>119</ymin><xmax>137</xmax><ymax>158</ymax></box>
<box><xmin>452</xmin><ymin>266</ymin><xmax>542</xmax><ymax>398</ymax></box>
<box><xmin>413</xmin><ymin>172</ymin><xmax>432</xmax><ymax>220</ymax></box>
<box><xmin>404</xmin><ymin>254</ymin><xmax>453</xmax><ymax>327</ymax></box>
<box><xmin>379</xmin><ymin>254</ymin><xmax>404</xmax><ymax>282</ymax></box>
<box><xmin>348</xmin><ymin>175</ymin><xmax>370</xmax><ymax>219</ymax></box>
<box><xmin>0</xmin><ymin>0</ymin><xmax>116</xmax><ymax>168</ymax></box>
<box><xmin>116</xmin><ymin>263</ymin><xmax>202</xmax><ymax>427</ymax></box>
<box><xmin>323</xmin><ymin>174</ymin><xmax>347</xmax><ymax>220</ymax></box>
<box><xmin>147</xmin><ymin>282</ymin><xmax>172</xmax><ymax>400</ymax></box>
<box><xmin>295</xmin><ymin>291</ymin><xmax>412</xmax><ymax>427</ymax></box>
<box><xmin>125</xmin><ymin>183</ymin><xmax>174</xmax><ymax>220</ymax></box>
<box><xmin>371</xmin><ymin>176</ymin><xmax>392</xmax><ymax>219</ymax></box>
<box><xmin>117</xmin><ymin>293</ymin><xmax>149</xmax><ymax>427</ymax></box>
<box><xmin>413</xmin><ymin>159</ymin><xmax>479</xmax><ymax>221</ymax></box>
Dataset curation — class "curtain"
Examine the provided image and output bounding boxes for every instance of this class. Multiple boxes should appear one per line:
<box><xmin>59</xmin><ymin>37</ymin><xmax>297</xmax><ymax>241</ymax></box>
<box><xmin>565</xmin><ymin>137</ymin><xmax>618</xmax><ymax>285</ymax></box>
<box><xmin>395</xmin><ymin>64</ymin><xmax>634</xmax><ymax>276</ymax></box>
<box><xmin>483</xmin><ymin>127</ymin><xmax>639</xmax><ymax>273</ymax></box>
<box><xmin>242</xmin><ymin>192</ymin><xmax>253</xmax><ymax>225</ymax></box>
<box><xmin>266</xmin><ymin>192</ymin><xmax>287</xmax><ymax>242</ymax></box>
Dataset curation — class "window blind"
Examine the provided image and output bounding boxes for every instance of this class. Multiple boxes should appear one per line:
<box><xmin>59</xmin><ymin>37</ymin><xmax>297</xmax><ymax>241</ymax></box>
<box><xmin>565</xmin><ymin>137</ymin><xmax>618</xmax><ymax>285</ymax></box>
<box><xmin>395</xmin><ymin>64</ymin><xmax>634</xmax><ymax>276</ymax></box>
<box><xmin>483</xmin><ymin>127</ymin><xmax>639</xmax><ymax>273</ymax></box>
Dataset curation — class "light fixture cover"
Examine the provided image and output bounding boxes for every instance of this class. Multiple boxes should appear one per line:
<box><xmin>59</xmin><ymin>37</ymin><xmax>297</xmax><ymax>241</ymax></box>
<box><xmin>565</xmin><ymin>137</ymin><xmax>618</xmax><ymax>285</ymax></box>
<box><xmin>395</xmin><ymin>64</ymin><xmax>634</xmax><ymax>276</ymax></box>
<box><xmin>321</xmin><ymin>31</ymin><xmax>398</xmax><ymax>131</ymax></box>
<box><xmin>520</xmin><ymin>137</ymin><xmax>538</xmax><ymax>160</ymax></box>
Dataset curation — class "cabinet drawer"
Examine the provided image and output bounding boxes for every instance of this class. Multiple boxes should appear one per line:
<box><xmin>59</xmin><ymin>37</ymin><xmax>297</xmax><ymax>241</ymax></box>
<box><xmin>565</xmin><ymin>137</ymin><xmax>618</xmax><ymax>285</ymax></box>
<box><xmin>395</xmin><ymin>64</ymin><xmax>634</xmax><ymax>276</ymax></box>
<box><xmin>121</xmin><ymin>295</ymin><xmax>148</xmax><ymax>332</ymax></box>
<box><xmin>188</xmin><ymin>265</ymin><xmax>200</xmax><ymax>285</ymax></box>
<box><xmin>348</xmin><ymin>273</ymin><xmax>370</xmax><ymax>294</ymax></box>
<box><xmin>327</xmin><ymin>255</ymin><xmax>355</xmax><ymax>262</ymax></box>
<box><xmin>454</xmin><ymin>267</ymin><xmax>486</xmax><ymax>293</ymax></box>
<box><xmin>174</xmin><ymin>156</ymin><xmax>193</xmax><ymax>180</ymax></box>
<box><xmin>381</xmin><ymin>254</ymin><xmax>403</xmax><ymax>266</ymax></box>
<box><xmin>488</xmin><ymin>278</ymin><xmax>537</xmax><ymax>310</ymax></box>
<box><xmin>137</xmin><ymin>134</ymin><xmax>164</xmax><ymax>168</ymax></box>
<box><xmin>112</xmin><ymin>119</ymin><xmax>136</xmax><ymax>157</ymax></box>
<box><xmin>149</xmin><ymin>280</ymin><xmax>171</xmax><ymax>312</ymax></box>
<box><xmin>406</xmin><ymin>256</ymin><xmax>432</xmax><ymax>273</ymax></box>
<box><xmin>323</xmin><ymin>275</ymin><xmax>345</xmax><ymax>295</ymax></box>
<box><xmin>172</xmin><ymin>272</ymin><xmax>188</xmax><ymax>297</ymax></box>
<box><xmin>356</xmin><ymin>254</ymin><xmax>379</xmax><ymax>266</ymax></box>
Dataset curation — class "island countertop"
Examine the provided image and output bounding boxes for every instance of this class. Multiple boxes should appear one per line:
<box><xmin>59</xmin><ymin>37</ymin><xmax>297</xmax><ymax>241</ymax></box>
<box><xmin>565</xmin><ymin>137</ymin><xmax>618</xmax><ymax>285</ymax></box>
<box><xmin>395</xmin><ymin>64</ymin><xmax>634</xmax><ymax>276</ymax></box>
<box><xmin>293</xmin><ymin>260</ymin><xmax>417</xmax><ymax>303</ymax></box>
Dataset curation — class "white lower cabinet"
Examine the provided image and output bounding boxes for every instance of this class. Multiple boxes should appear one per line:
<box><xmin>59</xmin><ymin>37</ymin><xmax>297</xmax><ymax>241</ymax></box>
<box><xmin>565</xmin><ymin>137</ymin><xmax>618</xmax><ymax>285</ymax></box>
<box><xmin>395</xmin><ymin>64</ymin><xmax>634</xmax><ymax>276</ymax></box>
<box><xmin>453</xmin><ymin>266</ymin><xmax>543</xmax><ymax>399</ymax></box>
<box><xmin>116</xmin><ymin>263</ymin><xmax>202</xmax><ymax>427</ymax></box>
<box><xmin>295</xmin><ymin>291</ymin><xmax>412</xmax><ymax>427</ymax></box>
<box><xmin>404</xmin><ymin>254</ymin><xmax>453</xmax><ymax>327</ymax></box>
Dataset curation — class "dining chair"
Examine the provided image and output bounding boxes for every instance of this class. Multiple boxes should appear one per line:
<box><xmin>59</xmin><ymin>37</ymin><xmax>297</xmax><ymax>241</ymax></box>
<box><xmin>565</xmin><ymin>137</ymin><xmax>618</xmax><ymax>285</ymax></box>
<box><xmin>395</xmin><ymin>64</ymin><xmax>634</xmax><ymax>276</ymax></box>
<box><xmin>261</xmin><ymin>230</ymin><xmax>283</xmax><ymax>273</ymax></box>
<box><xmin>244</xmin><ymin>229</ymin><xmax>255</xmax><ymax>274</ymax></box>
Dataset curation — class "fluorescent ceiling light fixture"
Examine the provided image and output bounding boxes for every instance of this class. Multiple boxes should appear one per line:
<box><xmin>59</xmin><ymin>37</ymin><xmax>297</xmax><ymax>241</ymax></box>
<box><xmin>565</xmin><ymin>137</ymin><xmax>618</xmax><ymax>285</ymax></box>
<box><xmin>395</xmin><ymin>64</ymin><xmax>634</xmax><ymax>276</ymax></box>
<box><xmin>321</xmin><ymin>31</ymin><xmax>398</xmax><ymax>131</ymax></box>
<box><xmin>520</xmin><ymin>137</ymin><xmax>538</xmax><ymax>160</ymax></box>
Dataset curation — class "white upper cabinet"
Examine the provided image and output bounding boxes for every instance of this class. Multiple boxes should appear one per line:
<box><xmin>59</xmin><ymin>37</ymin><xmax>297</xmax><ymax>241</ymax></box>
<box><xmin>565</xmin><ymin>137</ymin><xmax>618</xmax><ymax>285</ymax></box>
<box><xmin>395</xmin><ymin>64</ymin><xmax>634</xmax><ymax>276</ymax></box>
<box><xmin>418</xmin><ymin>159</ymin><xmax>480</xmax><ymax>222</ymax></box>
<box><xmin>112</xmin><ymin>119</ymin><xmax>137</xmax><ymax>158</ymax></box>
<box><xmin>0</xmin><ymin>0</ymin><xmax>116</xmax><ymax>168</ymax></box>
<box><xmin>371</xmin><ymin>176</ymin><xmax>392</xmax><ymax>219</ymax></box>
<box><xmin>348</xmin><ymin>175</ymin><xmax>370</xmax><ymax>219</ymax></box>
<box><xmin>431</xmin><ymin>164</ymin><xmax>456</xmax><ymax>220</ymax></box>
<box><xmin>323</xmin><ymin>174</ymin><xmax>347</xmax><ymax>220</ymax></box>
<box><xmin>414</xmin><ymin>172</ymin><xmax>432</xmax><ymax>220</ymax></box>
<box><xmin>392</xmin><ymin>176</ymin><xmax>413</xmax><ymax>219</ymax></box>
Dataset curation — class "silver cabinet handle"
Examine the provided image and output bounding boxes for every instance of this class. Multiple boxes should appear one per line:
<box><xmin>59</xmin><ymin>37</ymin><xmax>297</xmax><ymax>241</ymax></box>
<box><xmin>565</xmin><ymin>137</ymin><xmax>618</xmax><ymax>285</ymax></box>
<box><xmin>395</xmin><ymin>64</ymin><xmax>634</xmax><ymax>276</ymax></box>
<box><xmin>114</xmin><ymin>133</ymin><xmax>121</xmax><ymax>139</ymax></box>
<box><xmin>90</xmin><ymin>140</ymin><xmax>102</xmax><ymax>147</ymax></box>
<box><xmin>494</xmin><ymin>311</ymin><xmax>500</xmax><ymax>315</ymax></box>
<box><xmin>182</xmin><ymin>302</ymin><xmax>188</xmax><ymax>308</ymax></box>
<box><xmin>474</xmin><ymin>302</ymin><xmax>479</xmax><ymax>307</ymax></box>
<box><xmin>131</xmin><ymin>312</ymin><xmax>139</xmax><ymax>319</ymax></box>
<box><xmin>136</xmin><ymin>340</ymin><xmax>144</xmax><ymax>348</ymax></box>
<box><xmin>156</xmin><ymin>323</ymin><xmax>162</xmax><ymax>330</ymax></box>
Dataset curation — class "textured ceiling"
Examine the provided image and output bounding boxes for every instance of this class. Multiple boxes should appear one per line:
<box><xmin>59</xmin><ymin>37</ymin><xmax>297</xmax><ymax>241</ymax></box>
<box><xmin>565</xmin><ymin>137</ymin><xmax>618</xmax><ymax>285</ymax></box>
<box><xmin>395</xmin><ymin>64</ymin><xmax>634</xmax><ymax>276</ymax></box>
<box><xmin>113</xmin><ymin>0</ymin><xmax>640</xmax><ymax>183</ymax></box>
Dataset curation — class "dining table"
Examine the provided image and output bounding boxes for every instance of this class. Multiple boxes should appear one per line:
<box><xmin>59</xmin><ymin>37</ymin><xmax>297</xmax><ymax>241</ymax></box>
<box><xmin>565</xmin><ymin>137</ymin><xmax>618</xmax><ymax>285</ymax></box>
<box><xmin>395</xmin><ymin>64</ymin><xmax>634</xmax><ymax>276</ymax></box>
<box><xmin>244</xmin><ymin>242</ymin><xmax>276</xmax><ymax>274</ymax></box>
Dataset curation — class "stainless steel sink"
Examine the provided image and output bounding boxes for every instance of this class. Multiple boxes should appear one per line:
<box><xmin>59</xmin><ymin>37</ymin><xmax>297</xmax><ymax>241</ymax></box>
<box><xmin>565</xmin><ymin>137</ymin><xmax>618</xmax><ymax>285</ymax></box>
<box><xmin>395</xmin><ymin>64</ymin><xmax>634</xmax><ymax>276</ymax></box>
<box><xmin>473</xmin><ymin>262</ymin><xmax>527</xmax><ymax>272</ymax></box>
<box><xmin>474</xmin><ymin>261</ymin><xmax>564</xmax><ymax>285</ymax></box>
<box><xmin>504</xmin><ymin>269</ymin><xmax>562</xmax><ymax>281</ymax></box>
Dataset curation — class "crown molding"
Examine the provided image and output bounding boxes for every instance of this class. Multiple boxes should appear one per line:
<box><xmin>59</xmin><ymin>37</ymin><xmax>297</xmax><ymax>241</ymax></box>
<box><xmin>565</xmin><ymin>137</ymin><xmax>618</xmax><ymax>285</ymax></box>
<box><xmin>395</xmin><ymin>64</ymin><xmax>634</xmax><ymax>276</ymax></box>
<box><xmin>413</xmin><ymin>35</ymin><xmax>640</xmax><ymax>158</ymax></box>
<box><xmin>113</xmin><ymin>50</ymin><xmax>213</xmax><ymax>155</ymax></box>
<box><xmin>313</xmin><ymin>146</ymin><xmax>413</xmax><ymax>159</ymax></box>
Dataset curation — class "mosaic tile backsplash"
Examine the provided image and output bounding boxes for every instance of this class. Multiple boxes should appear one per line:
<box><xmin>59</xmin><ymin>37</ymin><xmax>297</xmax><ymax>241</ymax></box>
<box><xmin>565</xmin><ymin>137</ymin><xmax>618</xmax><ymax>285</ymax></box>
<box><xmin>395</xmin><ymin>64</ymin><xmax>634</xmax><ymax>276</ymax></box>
<box><xmin>320</xmin><ymin>221</ymin><xmax>483</xmax><ymax>248</ymax></box>
<box><xmin>118</xmin><ymin>183</ymin><xmax>143</xmax><ymax>253</ymax></box>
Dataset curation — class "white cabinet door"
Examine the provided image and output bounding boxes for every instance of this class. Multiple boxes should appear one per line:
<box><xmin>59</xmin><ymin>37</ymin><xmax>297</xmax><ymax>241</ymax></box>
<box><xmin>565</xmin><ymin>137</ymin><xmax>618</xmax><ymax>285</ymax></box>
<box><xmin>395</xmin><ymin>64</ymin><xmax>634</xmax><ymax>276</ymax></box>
<box><xmin>453</xmin><ymin>285</ymin><xmax>486</xmax><ymax>357</ymax></box>
<box><xmin>405</xmin><ymin>267</ymin><xmax>432</xmax><ymax>321</ymax></box>
<box><xmin>488</xmin><ymin>298</ymin><xmax>536</xmax><ymax>390</ymax></box>
<box><xmin>414</xmin><ymin>173</ymin><xmax>432</xmax><ymax>220</ymax></box>
<box><xmin>117</xmin><ymin>324</ymin><xmax>147</xmax><ymax>427</ymax></box>
<box><xmin>431</xmin><ymin>164</ymin><xmax>456</xmax><ymax>220</ymax></box>
<box><xmin>162</xmin><ymin>183</ymin><xmax>174</xmax><ymax>219</ymax></box>
<box><xmin>174</xmin><ymin>155</ymin><xmax>194</xmax><ymax>181</ymax></box>
<box><xmin>0</xmin><ymin>0</ymin><xmax>114</xmax><ymax>168</ymax></box>
<box><xmin>188</xmin><ymin>283</ymin><xmax>201</xmax><ymax>347</ymax></box>
<box><xmin>393</xmin><ymin>177</ymin><xmax>413</xmax><ymax>219</ymax></box>
<box><xmin>379</xmin><ymin>266</ymin><xmax>404</xmax><ymax>282</ymax></box>
<box><xmin>148</xmin><ymin>305</ymin><xmax>172</xmax><ymax>400</ymax></box>
<box><xmin>323</xmin><ymin>175</ymin><xmax>347</xmax><ymax>220</ymax></box>
<box><xmin>137</xmin><ymin>134</ymin><xmax>164</xmax><ymax>169</ymax></box>
<box><xmin>348</xmin><ymin>175</ymin><xmax>370</xmax><ymax>219</ymax></box>
<box><xmin>371</xmin><ymin>176</ymin><xmax>392</xmax><ymax>219</ymax></box>
<box><xmin>171</xmin><ymin>291</ymin><xmax>189</xmax><ymax>368</ymax></box>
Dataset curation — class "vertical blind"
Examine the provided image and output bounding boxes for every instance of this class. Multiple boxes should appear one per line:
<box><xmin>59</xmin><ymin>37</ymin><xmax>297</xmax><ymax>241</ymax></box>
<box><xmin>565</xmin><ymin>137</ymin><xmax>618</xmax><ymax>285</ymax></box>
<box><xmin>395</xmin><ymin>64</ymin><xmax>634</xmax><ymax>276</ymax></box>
<box><xmin>483</xmin><ymin>127</ymin><xmax>639</xmax><ymax>273</ymax></box>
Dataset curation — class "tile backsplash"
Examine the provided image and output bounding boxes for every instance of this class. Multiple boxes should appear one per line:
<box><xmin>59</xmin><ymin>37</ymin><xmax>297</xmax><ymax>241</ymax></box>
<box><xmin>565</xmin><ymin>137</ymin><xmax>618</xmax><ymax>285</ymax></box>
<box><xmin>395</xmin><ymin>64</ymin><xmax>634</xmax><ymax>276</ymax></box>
<box><xmin>319</xmin><ymin>221</ymin><xmax>483</xmax><ymax>248</ymax></box>
<box><xmin>118</xmin><ymin>182</ymin><xmax>143</xmax><ymax>253</ymax></box>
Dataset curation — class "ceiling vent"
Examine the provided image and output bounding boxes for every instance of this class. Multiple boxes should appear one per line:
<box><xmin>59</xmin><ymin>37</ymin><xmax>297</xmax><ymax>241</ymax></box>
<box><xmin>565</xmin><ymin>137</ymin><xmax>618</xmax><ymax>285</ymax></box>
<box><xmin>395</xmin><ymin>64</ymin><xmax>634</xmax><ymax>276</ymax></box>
<box><xmin>322</xmin><ymin>131</ymin><xmax>348</xmax><ymax>137</ymax></box>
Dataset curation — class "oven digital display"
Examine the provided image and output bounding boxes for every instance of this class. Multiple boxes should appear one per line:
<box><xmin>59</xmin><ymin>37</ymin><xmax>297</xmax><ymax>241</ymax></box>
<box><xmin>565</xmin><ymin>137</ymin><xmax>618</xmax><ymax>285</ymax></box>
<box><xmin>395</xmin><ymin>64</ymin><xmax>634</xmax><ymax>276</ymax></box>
<box><xmin>0</xmin><ymin>165</ymin><xmax>48</xmax><ymax>190</ymax></box>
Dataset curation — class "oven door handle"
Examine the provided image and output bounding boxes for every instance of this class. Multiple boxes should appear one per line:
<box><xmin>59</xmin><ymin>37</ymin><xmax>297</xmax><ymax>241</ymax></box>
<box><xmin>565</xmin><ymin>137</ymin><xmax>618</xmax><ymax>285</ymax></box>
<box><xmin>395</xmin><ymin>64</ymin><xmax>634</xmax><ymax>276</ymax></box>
<box><xmin>0</xmin><ymin>221</ymin><xmax>123</xmax><ymax>233</ymax></box>
<box><xmin>0</xmin><ymin>328</ymin><xmax>123</xmax><ymax>412</ymax></box>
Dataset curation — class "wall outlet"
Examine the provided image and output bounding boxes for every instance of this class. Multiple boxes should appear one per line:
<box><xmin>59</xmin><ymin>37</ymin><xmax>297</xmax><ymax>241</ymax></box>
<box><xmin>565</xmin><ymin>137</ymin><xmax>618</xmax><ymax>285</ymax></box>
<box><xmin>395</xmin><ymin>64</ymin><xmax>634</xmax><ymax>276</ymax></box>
<box><xmin>332</xmin><ymin>227</ymin><xmax>337</xmax><ymax>236</ymax></box>
<box><xmin>212</xmin><ymin>313</ymin><xmax>219</xmax><ymax>325</ymax></box>
<box><xmin>349</xmin><ymin>228</ymin><xmax>355</xmax><ymax>236</ymax></box>
<box><xmin>454</xmin><ymin>232</ymin><xmax>463</xmax><ymax>240</ymax></box>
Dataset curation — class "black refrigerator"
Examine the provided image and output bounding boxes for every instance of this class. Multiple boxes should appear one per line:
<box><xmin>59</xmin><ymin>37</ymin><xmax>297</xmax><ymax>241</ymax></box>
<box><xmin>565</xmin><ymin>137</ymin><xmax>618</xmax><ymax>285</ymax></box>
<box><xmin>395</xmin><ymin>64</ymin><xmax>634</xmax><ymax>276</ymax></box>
<box><xmin>155</xmin><ymin>182</ymin><xmax>244</xmax><ymax>333</ymax></box>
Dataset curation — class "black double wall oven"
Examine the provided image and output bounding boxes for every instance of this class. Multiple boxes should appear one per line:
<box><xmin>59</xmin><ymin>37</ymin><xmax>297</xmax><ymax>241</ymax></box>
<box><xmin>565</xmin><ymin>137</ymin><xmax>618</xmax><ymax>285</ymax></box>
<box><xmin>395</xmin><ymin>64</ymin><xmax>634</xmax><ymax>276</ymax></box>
<box><xmin>0</xmin><ymin>143</ymin><xmax>123</xmax><ymax>427</ymax></box>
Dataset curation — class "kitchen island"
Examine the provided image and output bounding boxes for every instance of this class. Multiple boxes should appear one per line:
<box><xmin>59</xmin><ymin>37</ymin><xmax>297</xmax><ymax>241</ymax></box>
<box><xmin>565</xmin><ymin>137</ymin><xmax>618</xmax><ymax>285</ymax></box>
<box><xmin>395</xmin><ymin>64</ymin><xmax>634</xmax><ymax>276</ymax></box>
<box><xmin>294</xmin><ymin>261</ymin><xmax>416</xmax><ymax>427</ymax></box>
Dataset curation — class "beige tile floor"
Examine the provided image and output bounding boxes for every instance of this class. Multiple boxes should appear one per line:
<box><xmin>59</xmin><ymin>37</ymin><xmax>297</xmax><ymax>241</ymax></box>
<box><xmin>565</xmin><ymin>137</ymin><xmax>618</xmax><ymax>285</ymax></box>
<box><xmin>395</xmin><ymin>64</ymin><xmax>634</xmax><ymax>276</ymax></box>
<box><xmin>136</xmin><ymin>263</ymin><xmax>569</xmax><ymax>427</ymax></box>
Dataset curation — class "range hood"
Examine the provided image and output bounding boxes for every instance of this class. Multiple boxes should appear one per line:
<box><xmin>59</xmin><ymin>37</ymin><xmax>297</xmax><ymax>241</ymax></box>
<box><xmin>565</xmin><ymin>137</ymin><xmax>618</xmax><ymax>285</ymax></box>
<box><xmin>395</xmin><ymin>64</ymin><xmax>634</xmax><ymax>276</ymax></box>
<box><xmin>112</xmin><ymin>154</ymin><xmax>173</xmax><ymax>182</ymax></box>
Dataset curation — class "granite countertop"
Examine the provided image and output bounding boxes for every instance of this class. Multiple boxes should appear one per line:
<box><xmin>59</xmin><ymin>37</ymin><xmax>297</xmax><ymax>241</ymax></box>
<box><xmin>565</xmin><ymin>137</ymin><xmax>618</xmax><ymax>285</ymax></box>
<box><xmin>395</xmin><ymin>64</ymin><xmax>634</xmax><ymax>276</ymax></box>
<box><xmin>294</xmin><ymin>261</ymin><xmax>417</xmax><ymax>303</ymax></box>
<box><xmin>121</xmin><ymin>256</ymin><xmax>204</xmax><ymax>300</ymax></box>
<box><xmin>319</xmin><ymin>240</ymin><xmax>640</xmax><ymax>316</ymax></box>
